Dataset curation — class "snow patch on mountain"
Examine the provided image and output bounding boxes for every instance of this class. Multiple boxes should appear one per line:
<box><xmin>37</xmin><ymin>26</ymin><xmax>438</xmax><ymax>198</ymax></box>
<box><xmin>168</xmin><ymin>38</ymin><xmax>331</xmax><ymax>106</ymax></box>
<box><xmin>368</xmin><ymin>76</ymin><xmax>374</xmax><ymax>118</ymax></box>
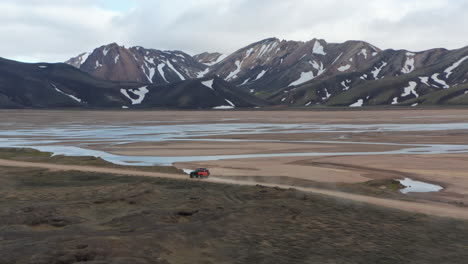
<box><xmin>245</xmin><ymin>48</ymin><xmax>255</xmax><ymax>58</ymax></box>
<box><xmin>203</xmin><ymin>54</ymin><xmax>228</xmax><ymax>66</ymax></box>
<box><xmin>402</xmin><ymin>81</ymin><xmax>419</xmax><ymax>97</ymax></box>
<box><xmin>358</xmin><ymin>49</ymin><xmax>368</xmax><ymax>59</ymax></box>
<box><xmin>257</xmin><ymin>43</ymin><xmax>270</xmax><ymax>58</ymax></box>
<box><xmin>202</xmin><ymin>79</ymin><xmax>214</xmax><ymax>90</ymax></box>
<box><xmin>338</xmin><ymin>64</ymin><xmax>351</xmax><ymax>72</ymax></box>
<box><xmin>241</xmin><ymin>78</ymin><xmax>251</xmax><ymax>86</ymax></box>
<box><xmin>323</xmin><ymin>88</ymin><xmax>331</xmax><ymax>100</ymax></box>
<box><xmin>95</xmin><ymin>60</ymin><xmax>102</xmax><ymax>69</ymax></box>
<box><xmin>213</xmin><ymin>99</ymin><xmax>235</xmax><ymax>109</ymax></box>
<box><xmin>401</xmin><ymin>53</ymin><xmax>415</xmax><ymax>74</ymax></box>
<box><xmin>419</xmin><ymin>77</ymin><xmax>430</xmax><ymax>86</ymax></box>
<box><xmin>225</xmin><ymin>99</ymin><xmax>235</xmax><ymax>107</ymax></box>
<box><xmin>226</xmin><ymin>60</ymin><xmax>243</xmax><ymax>80</ymax></box>
<box><xmin>213</xmin><ymin>105</ymin><xmax>235</xmax><ymax>110</ymax></box>
<box><xmin>444</xmin><ymin>55</ymin><xmax>468</xmax><ymax>78</ymax></box>
<box><xmin>148</xmin><ymin>67</ymin><xmax>156</xmax><ymax>82</ymax></box>
<box><xmin>289</xmin><ymin>71</ymin><xmax>316</xmax><ymax>87</ymax></box>
<box><xmin>142</xmin><ymin>61</ymin><xmax>156</xmax><ymax>83</ymax></box>
<box><xmin>157</xmin><ymin>64</ymin><xmax>169</xmax><ymax>83</ymax></box>
<box><xmin>51</xmin><ymin>83</ymin><xmax>83</xmax><ymax>103</ymax></box>
<box><xmin>140</xmin><ymin>65</ymin><xmax>153</xmax><ymax>83</ymax></box>
<box><xmin>197</xmin><ymin>68</ymin><xmax>210</xmax><ymax>78</ymax></box>
<box><xmin>257</xmin><ymin>42</ymin><xmax>276</xmax><ymax>58</ymax></box>
<box><xmin>166</xmin><ymin>60</ymin><xmax>186</xmax><ymax>81</ymax></box>
<box><xmin>392</xmin><ymin>97</ymin><xmax>398</xmax><ymax>105</ymax></box>
<box><xmin>350</xmin><ymin>99</ymin><xmax>364</xmax><ymax>107</ymax></box>
<box><xmin>310</xmin><ymin>60</ymin><xmax>326</xmax><ymax>76</ymax></box>
<box><xmin>174</xmin><ymin>53</ymin><xmax>186</xmax><ymax>59</ymax></box>
<box><xmin>371</xmin><ymin>61</ymin><xmax>388</xmax><ymax>79</ymax></box>
<box><xmin>114</xmin><ymin>55</ymin><xmax>120</xmax><ymax>64</ymax></box>
<box><xmin>120</xmin><ymin>86</ymin><xmax>149</xmax><ymax>105</ymax></box>
<box><xmin>332</xmin><ymin>53</ymin><xmax>343</xmax><ymax>64</ymax></box>
<box><xmin>312</xmin><ymin>41</ymin><xmax>326</xmax><ymax>55</ymax></box>
<box><xmin>255</xmin><ymin>70</ymin><xmax>267</xmax><ymax>81</ymax></box>
<box><xmin>103</xmin><ymin>47</ymin><xmax>110</xmax><ymax>56</ymax></box>
<box><xmin>77</xmin><ymin>52</ymin><xmax>91</xmax><ymax>66</ymax></box>
<box><xmin>431</xmin><ymin>73</ymin><xmax>450</xmax><ymax>89</ymax></box>
<box><xmin>341</xmin><ymin>80</ymin><xmax>351</xmax><ymax>91</ymax></box>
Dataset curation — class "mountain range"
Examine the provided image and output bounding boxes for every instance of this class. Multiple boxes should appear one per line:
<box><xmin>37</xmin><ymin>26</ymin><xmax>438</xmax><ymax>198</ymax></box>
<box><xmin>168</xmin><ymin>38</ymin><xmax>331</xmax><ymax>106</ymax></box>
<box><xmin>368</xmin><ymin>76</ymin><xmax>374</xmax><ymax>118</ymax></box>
<box><xmin>1</xmin><ymin>37</ymin><xmax>467</xmax><ymax>109</ymax></box>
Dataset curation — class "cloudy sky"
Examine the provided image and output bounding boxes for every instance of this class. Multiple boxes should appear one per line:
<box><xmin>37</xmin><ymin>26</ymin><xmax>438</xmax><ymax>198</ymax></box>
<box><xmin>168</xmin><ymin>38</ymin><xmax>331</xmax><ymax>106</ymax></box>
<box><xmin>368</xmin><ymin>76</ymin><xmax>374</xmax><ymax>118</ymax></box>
<box><xmin>2</xmin><ymin>0</ymin><xmax>467</xmax><ymax>62</ymax></box>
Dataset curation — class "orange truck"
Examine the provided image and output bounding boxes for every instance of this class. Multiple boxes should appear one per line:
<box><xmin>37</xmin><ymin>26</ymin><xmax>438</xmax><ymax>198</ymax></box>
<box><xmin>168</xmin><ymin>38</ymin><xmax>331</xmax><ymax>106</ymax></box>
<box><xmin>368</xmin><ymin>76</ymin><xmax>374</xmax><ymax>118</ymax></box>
<box><xmin>189</xmin><ymin>168</ymin><xmax>210</xmax><ymax>179</ymax></box>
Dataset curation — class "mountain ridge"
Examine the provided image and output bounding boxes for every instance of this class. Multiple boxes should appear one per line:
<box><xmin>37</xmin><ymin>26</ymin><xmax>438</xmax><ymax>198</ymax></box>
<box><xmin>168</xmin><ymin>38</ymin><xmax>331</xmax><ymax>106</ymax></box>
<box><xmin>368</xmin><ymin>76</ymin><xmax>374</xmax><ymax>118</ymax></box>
<box><xmin>0</xmin><ymin>57</ymin><xmax>265</xmax><ymax>109</ymax></box>
<box><xmin>3</xmin><ymin>37</ymin><xmax>467</xmax><ymax>109</ymax></box>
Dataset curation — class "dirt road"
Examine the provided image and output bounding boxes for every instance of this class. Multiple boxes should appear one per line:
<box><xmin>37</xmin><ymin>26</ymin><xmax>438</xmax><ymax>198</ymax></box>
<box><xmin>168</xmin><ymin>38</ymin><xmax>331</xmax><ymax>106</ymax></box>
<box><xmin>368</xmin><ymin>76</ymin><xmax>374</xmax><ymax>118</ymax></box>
<box><xmin>1</xmin><ymin>158</ymin><xmax>467</xmax><ymax>220</ymax></box>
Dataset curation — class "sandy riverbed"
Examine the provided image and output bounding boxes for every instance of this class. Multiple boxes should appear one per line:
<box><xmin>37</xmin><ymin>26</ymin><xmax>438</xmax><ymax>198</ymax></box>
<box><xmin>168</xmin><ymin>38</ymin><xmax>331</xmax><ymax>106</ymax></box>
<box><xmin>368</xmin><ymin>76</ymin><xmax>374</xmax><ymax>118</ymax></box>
<box><xmin>1</xmin><ymin>109</ymin><xmax>468</xmax><ymax>207</ymax></box>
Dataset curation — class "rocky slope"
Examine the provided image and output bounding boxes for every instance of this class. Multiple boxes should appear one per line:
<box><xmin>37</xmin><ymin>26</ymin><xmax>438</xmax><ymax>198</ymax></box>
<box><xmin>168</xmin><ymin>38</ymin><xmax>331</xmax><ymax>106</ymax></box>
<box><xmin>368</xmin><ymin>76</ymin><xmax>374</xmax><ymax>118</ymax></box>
<box><xmin>141</xmin><ymin>76</ymin><xmax>267</xmax><ymax>109</ymax></box>
<box><xmin>0</xmin><ymin>57</ymin><xmax>141</xmax><ymax>108</ymax></box>
<box><xmin>193</xmin><ymin>52</ymin><xmax>228</xmax><ymax>66</ymax></box>
<box><xmin>25</xmin><ymin>38</ymin><xmax>468</xmax><ymax>108</ymax></box>
<box><xmin>68</xmin><ymin>38</ymin><xmax>468</xmax><ymax>107</ymax></box>
<box><xmin>265</xmin><ymin>45</ymin><xmax>468</xmax><ymax>107</ymax></box>
<box><xmin>199</xmin><ymin>38</ymin><xmax>468</xmax><ymax>107</ymax></box>
<box><xmin>0</xmin><ymin>58</ymin><xmax>264</xmax><ymax>109</ymax></box>
<box><xmin>66</xmin><ymin>43</ymin><xmax>209</xmax><ymax>86</ymax></box>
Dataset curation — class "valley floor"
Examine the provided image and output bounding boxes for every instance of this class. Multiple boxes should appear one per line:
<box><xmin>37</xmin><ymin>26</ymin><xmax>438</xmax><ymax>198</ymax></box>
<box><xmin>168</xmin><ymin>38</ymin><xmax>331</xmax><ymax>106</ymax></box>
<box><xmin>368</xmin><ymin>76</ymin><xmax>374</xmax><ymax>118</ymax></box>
<box><xmin>1</xmin><ymin>109</ymin><xmax>467</xmax><ymax>207</ymax></box>
<box><xmin>1</xmin><ymin>109</ymin><xmax>468</xmax><ymax>262</ymax></box>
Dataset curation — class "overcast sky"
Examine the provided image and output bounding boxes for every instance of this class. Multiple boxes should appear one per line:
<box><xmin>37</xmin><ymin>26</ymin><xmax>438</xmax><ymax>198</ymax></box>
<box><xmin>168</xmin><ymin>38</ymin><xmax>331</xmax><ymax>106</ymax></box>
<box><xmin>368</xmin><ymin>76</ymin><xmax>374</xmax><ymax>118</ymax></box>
<box><xmin>2</xmin><ymin>0</ymin><xmax>467</xmax><ymax>62</ymax></box>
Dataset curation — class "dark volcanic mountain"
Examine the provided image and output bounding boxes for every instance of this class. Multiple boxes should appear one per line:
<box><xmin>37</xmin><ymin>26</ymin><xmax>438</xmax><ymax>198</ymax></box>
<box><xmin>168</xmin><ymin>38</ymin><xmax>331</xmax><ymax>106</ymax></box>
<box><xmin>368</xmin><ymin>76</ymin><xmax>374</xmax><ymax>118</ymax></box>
<box><xmin>205</xmin><ymin>38</ymin><xmax>468</xmax><ymax>107</ymax></box>
<box><xmin>141</xmin><ymin>76</ymin><xmax>267</xmax><ymax>109</ymax></box>
<box><xmin>66</xmin><ymin>38</ymin><xmax>468</xmax><ymax>108</ymax></box>
<box><xmin>0</xmin><ymin>57</ymin><xmax>142</xmax><ymax>108</ymax></box>
<box><xmin>262</xmin><ymin>44</ymin><xmax>468</xmax><ymax>107</ymax></box>
<box><xmin>0</xmin><ymin>58</ymin><xmax>265</xmax><ymax>109</ymax></box>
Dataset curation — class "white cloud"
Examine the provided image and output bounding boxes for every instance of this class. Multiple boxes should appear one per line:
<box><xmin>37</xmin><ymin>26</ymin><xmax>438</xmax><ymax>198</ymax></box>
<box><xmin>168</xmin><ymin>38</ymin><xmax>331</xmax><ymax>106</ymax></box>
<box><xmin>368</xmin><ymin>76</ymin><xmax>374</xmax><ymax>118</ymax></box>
<box><xmin>0</xmin><ymin>0</ymin><xmax>123</xmax><ymax>62</ymax></box>
<box><xmin>1</xmin><ymin>0</ymin><xmax>467</xmax><ymax>62</ymax></box>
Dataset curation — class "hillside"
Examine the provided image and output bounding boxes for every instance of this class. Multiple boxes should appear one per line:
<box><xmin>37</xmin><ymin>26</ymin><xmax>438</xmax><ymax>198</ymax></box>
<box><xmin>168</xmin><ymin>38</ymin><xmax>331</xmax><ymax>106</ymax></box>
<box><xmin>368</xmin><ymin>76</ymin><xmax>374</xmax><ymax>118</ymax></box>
<box><xmin>0</xmin><ymin>58</ymin><xmax>264</xmax><ymax>109</ymax></box>
<box><xmin>65</xmin><ymin>38</ymin><xmax>468</xmax><ymax>108</ymax></box>
<box><xmin>66</xmin><ymin>43</ymin><xmax>208</xmax><ymax>85</ymax></box>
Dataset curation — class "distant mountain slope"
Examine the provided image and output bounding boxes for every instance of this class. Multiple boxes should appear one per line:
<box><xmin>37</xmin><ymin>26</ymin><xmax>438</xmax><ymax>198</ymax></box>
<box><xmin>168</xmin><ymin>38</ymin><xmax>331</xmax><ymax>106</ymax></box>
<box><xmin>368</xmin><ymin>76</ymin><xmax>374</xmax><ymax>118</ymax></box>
<box><xmin>56</xmin><ymin>38</ymin><xmax>468</xmax><ymax>108</ymax></box>
<box><xmin>206</xmin><ymin>38</ymin><xmax>383</xmax><ymax>92</ymax></box>
<box><xmin>140</xmin><ymin>76</ymin><xmax>268</xmax><ymax>109</ymax></box>
<box><xmin>0</xmin><ymin>58</ymin><xmax>265</xmax><ymax>109</ymax></box>
<box><xmin>66</xmin><ymin>43</ymin><xmax>208</xmax><ymax>85</ymax></box>
<box><xmin>0</xmin><ymin>57</ymin><xmax>143</xmax><ymax>108</ymax></box>
<box><xmin>193</xmin><ymin>52</ymin><xmax>228</xmax><ymax>66</ymax></box>
<box><xmin>266</xmin><ymin>46</ymin><xmax>468</xmax><ymax>107</ymax></box>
